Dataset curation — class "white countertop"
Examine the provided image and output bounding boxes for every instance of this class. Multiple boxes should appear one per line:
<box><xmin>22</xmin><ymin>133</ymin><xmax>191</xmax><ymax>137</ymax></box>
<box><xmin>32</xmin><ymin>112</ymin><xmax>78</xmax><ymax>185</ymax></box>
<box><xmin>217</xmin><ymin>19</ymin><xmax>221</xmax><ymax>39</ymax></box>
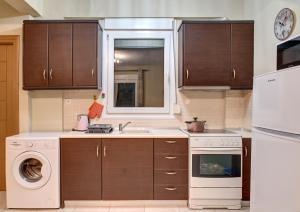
<box><xmin>227</xmin><ymin>128</ymin><xmax>252</xmax><ymax>138</ymax></box>
<box><xmin>60</xmin><ymin>128</ymin><xmax>188</xmax><ymax>139</ymax></box>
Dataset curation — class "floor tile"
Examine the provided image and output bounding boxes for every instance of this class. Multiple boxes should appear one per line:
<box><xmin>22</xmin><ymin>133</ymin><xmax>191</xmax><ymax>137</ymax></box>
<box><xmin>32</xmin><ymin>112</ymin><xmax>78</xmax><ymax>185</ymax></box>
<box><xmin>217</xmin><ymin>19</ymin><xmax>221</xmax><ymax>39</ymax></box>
<box><xmin>145</xmin><ymin>207</ymin><xmax>179</xmax><ymax>212</ymax></box>
<box><xmin>73</xmin><ymin>207</ymin><xmax>109</xmax><ymax>212</ymax></box>
<box><xmin>109</xmin><ymin>207</ymin><xmax>144</xmax><ymax>212</ymax></box>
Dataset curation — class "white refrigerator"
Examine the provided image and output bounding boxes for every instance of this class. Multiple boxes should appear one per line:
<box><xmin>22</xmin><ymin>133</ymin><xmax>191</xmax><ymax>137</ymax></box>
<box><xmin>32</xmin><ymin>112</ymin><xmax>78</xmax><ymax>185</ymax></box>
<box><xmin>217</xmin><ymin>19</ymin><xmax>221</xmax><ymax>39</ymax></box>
<box><xmin>251</xmin><ymin>66</ymin><xmax>300</xmax><ymax>212</ymax></box>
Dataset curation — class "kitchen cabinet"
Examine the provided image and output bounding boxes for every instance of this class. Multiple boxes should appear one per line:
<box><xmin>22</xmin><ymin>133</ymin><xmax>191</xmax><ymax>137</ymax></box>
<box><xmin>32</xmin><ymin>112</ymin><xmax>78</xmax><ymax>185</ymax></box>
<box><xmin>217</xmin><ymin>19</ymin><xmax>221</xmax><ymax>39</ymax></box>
<box><xmin>178</xmin><ymin>21</ymin><xmax>254</xmax><ymax>90</ymax></box>
<box><xmin>102</xmin><ymin>138</ymin><xmax>153</xmax><ymax>200</ymax></box>
<box><xmin>60</xmin><ymin>138</ymin><xmax>102</xmax><ymax>205</ymax></box>
<box><xmin>73</xmin><ymin>23</ymin><xmax>98</xmax><ymax>87</ymax></box>
<box><xmin>48</xmin><ymin>23</ymin><xmax>73</xmax><ymax>87</ymax></box>
<box><xmin>23</xmin><ymin>23</ymin><xmax>48</xmax><ymax>88</ymax></box>
<box><xmin>23</xmin><ymin>20</ymin><xmax>101</xmax><ymax>90</ymax></box>
<box><xmin>154</xmin><ymin>138</ymin><xmax>188</xmax><ymax>200</ymax></box>
<box><xmin>242</xmin><ymin>138</ymin><xmax>251</xmax><ymax>201</ymax></box>
<box><xmin>231</xmin><ymin>24</ymin><xmax>254</xmax><ymax>89</ymax></box>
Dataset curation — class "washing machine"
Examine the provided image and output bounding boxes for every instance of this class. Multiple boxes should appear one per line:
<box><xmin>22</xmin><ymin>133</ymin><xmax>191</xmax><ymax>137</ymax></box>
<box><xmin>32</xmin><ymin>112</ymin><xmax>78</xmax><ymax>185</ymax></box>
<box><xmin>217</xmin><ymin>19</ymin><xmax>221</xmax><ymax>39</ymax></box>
<box><xmin>6</xmin><ymin>133</ymin><xmax>60</xmax><ymax>209</ymax></box>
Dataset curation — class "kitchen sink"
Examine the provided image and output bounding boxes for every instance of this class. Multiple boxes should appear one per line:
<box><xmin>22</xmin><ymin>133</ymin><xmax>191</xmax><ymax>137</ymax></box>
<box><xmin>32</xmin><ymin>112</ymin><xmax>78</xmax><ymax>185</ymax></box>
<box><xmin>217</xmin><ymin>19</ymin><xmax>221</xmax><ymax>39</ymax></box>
<box><xmin>117</xmin><ymin>128</ymin><xmax>152</xmax><ymax>134</ymax></box>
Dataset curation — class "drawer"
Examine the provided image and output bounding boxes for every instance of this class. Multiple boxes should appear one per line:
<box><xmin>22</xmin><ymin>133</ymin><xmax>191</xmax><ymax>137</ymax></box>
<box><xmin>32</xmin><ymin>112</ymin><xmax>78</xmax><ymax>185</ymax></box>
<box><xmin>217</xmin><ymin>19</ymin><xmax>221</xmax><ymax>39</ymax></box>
<box><xmin>154</xmin><ymin>184</ymin><xmax>188</xmax><ymax>200</ymax></box>
<box><xmin>154</xmin><ymin>154</ymin><xmax>188</xmax><ymax>170</ymax></box>
<box><xmin>154</xmin><ymin>138</ymin><xmax>188</xmax><ymax>154</ymax></box>
<box><xmin>154</xmin><ymin>170</ymin><xmax>188</xmax><ymax>185</ymax></box>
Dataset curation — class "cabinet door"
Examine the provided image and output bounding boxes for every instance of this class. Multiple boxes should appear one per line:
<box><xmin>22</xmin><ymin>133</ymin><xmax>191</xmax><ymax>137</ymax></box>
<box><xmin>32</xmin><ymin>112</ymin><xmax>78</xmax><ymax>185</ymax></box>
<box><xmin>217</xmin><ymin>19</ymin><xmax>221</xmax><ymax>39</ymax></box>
<box><xmin>48</xmin><ymin>23</ymin><xmax>72</xmax><ymax>87</ymax></box>
<box><xmin>23</xmin><ymin>23</ymin><xmax>48</xmax><ymax>89</ymax></box>
<box><xmin>242</xmin><ymin>138</ymin><xmax>251</xmax><ymax>201</ymax></box>
<box><xmin>60</xmin><ymin>139</ymin><xmax>101</xmax><ymax>203</ymax></box>
<box><xmin>102</xmin><ymin>138</ymin><xmax>153</xmax><ymax>200</ymax></box>
<box><xmin>231</xmin><ymin>23</ymin><xmax>254</xmax><ymax>89</ymax></box>
<box><xmin>73</xmin><ymin>23</ymin><xmax>98</xmax><ymax>87</ymax></box>
<box><xmin>183</xmin><ymin>23</ymin><xmax>231</xmax><ymax>86</ymax></box>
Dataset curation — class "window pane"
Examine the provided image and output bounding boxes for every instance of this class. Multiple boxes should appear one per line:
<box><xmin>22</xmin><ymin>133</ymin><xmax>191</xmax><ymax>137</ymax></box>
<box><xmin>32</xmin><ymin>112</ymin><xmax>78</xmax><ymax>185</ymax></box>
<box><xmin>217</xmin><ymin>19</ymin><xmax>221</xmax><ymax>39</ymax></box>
<box><xmin>114</xmin><ymin>39</ymin><xmax>164</xmax><ymax>107</ymax></box>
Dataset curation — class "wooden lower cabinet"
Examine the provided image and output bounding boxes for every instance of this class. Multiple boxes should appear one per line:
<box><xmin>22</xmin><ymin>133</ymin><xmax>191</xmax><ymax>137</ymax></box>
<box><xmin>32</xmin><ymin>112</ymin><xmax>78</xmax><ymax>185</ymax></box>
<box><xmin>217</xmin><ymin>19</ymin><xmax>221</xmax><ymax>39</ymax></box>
<box><xmin>60</xmin><ymin>137</ymin><xmax>189</xmax><ymax>204</ymax></box>
<box><xmin>102</xmin><ymin>138</ymin><xmax>154</xmax><ymax>200</ymax></box>
<box><xmin>154</xmin><ymin>138</ymin><xmax>188</xmax><ymax>200</ymax></box>
<box><xmin>60</xmin><ymin>138</ymin><xmax>102</xmax><ymax>205</ymax></box>
<box><xmin>242</xmin><ymin>138</ymin><xmax>251</xmax><ymax>201</ymax></box>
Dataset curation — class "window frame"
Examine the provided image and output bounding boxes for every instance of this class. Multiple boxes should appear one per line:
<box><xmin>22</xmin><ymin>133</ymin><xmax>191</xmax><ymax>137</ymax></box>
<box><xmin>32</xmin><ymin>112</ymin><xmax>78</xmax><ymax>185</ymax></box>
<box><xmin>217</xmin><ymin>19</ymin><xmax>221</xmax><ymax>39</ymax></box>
<box><xmin>105</xmin><ymin>30</ymin><xmax>172</xmax><ymax>114</ymax></box>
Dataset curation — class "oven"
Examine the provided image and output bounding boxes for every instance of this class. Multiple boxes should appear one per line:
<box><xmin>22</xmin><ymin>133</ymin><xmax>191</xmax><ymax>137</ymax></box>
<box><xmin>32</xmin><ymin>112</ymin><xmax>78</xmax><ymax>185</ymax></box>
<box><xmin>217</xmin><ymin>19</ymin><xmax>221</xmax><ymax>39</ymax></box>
<box><xmin>190</xmin><ymin>147</ymin><xmax>242</xmax><ymax>188</ymax></box>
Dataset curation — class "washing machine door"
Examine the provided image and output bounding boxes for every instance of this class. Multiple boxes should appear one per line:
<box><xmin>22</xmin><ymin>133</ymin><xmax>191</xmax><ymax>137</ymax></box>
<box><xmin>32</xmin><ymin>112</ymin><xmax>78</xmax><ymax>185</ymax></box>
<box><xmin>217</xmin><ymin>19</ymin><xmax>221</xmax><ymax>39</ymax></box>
<box><xmin>12</xmin><ymin>151</ymin><xmax>51</xmax><ymax>190</ymax></box>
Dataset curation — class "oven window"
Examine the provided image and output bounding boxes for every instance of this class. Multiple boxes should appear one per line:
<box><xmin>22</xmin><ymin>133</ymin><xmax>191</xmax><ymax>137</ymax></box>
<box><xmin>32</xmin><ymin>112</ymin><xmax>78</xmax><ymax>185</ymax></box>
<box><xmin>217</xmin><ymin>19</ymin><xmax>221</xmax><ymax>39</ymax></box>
<box><xmin>192</xmin><ymin>154</ymin><xmax>241</xmax><ymax>178</ymax></box>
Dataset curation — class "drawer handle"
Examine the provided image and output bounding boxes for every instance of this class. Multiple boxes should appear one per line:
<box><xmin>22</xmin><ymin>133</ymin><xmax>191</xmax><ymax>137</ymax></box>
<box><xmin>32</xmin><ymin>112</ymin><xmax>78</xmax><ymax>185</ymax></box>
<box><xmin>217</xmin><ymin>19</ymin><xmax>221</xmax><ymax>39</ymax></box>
<box><xmin>165</xmin><ymin>187</ymin><xmax>177</xmax><ymax>191</ymax></box>
<box><xmin>165</xmin><ymin>140</ymin><xmax>177</xmax><ymax>144</ymax></box>
<box><xmin>165</xmin><ymin>171</ymin><xmax>177</xmax><ymax>175</ymax></box>
<box><xmin>165</xmin><ymin>156</ymin><xmax>177</xmax><ymax>160</ymax></box>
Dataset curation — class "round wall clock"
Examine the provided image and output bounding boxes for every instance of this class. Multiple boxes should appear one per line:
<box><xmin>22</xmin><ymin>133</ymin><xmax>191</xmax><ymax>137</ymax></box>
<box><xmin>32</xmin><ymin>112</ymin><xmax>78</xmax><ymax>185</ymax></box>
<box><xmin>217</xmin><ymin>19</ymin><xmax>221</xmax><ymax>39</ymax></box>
<box><xmin>274</xmin><ymin>8</ymin><xmax>296</xmax><ymax>40</ymax></box>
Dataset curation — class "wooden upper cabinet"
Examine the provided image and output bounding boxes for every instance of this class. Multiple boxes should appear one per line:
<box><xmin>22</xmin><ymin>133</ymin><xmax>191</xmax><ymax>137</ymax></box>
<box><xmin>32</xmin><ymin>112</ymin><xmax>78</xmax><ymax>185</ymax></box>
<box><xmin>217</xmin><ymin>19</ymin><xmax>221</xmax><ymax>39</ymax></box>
<box><xmin>60</xmin><ymin>138</ymin><xmax>102</xmax><ymax>204</ymax></box>
<box><xmin>178</xmin><ymin>21</ymin><xmax>254</xmax><ymax>89</ymax></box>
<box><xmin>102</xmin><ymin>138</ymin><xmax>153</xmax><ymax>200</ymax></box>
<box><xmin>180</xmin><ymin>23</ymin><xmax>231</xmax><ymax>87</ymax></box>
<box><xmin>23</xmin><ymin>20</ymin><xmax>100</xmax><ymax>90</ymax></box>
<box><xmin>231</xmin><ymin>23</ymin><xmax>254</xmax><ymax>89</ymax></box>
<box><xmin>23</xmin><ymin>23</ymin><xmax>48</xmax><ymax>89</ymax></box>
<box><xmin>73</xmin><ymin>23</ymin><xmax>98</xmax><ymax>87</ymax></box>
<box><xmin>48</xmin><ymin>23</ymin><xmax>73</xmax><ymax>87</ymax></box>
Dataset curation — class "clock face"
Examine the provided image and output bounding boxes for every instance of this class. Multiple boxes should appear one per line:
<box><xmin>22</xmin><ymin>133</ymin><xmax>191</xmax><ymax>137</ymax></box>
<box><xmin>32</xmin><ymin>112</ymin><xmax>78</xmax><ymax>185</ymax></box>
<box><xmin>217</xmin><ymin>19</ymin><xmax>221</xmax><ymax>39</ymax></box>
<box><xmin>274</xmin><ymin>8</ymin><xmax>295</xmax><ymax>40</ymax></box>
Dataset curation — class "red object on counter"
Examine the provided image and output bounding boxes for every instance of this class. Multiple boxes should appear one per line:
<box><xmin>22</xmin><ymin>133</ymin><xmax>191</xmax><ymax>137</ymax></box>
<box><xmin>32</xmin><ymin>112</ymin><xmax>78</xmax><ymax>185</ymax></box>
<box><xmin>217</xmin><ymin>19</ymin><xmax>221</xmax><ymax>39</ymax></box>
<box><xmin>88</xmin><ymin>101</ymin><xmax>103</xmax><ymax>119</ymax></box>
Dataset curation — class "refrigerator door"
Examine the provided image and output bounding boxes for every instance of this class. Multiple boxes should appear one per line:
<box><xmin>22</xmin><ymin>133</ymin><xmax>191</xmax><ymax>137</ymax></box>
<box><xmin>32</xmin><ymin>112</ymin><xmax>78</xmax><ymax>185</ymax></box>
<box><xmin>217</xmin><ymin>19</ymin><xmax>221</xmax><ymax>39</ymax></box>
<box><xmin>253</xmin><ymin>67</ymin><xmax>300</xmax><ymax>134</ymax></box>
<box><xmin>251</xmin><ymin>128</ymin><xmax>300</xmax><ymax>212</ymax></box>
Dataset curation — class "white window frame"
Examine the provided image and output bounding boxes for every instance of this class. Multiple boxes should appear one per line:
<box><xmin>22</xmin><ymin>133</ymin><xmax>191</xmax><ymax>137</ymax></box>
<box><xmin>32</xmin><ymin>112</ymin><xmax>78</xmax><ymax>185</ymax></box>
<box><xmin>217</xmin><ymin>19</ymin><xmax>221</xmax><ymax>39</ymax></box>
<box><xmin>105</xmin><ymin>30</ymin><xmax>172</xmax><ymax>114</ymax></box>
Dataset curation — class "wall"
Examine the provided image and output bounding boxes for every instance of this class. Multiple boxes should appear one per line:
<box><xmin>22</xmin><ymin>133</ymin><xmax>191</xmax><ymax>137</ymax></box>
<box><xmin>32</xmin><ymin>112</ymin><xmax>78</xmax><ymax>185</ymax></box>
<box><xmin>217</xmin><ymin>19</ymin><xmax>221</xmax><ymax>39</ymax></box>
<box><xmin>41</xmin><ymin>0</ymin><xmax>245</xmax><ymax>19</ymax></box>
<box><xmin>0</xmin><ymin>0</ymin><xmax>254</xmax><ymax>132</ymax></box>
<box><xmin>244</xmin><ymin>0</ymin><xmax>300</xmax><ymax>76</ymax></box>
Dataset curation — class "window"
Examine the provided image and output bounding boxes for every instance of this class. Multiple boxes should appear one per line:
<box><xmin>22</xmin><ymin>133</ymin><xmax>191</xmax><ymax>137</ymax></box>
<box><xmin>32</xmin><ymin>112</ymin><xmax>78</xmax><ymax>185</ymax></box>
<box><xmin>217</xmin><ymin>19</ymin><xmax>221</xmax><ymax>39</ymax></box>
<box><xmin>104</xmin><ymin>30</ymin><xmax>174</xmax><ymax>115</ymax></box>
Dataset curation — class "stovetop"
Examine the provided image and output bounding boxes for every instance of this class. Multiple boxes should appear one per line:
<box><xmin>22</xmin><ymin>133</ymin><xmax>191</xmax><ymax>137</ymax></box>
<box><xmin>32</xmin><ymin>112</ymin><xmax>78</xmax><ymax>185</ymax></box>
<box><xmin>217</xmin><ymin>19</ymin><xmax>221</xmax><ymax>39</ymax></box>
<box><xmin>182</xmin><ymin>129</ymin><xmax>240</xmax><ymax>137</ymax></box>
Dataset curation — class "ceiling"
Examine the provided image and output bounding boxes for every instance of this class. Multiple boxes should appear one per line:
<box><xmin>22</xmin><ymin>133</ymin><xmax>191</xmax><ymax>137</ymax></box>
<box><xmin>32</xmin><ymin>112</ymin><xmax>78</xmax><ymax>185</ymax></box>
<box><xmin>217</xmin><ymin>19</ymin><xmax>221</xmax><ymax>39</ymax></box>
<box><xmin>0</xmin><ymin>0</ymin><xmax>22</xmax><ymax>18</ymax></box>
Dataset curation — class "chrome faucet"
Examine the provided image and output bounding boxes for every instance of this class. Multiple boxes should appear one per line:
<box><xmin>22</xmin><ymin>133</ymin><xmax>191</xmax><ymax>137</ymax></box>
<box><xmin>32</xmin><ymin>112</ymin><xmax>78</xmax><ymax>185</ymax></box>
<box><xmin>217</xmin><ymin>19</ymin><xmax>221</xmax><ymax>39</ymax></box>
<box><xmin>119</xmin><ymin>121</ymin><xmax>132</xmax><ymax>132</ymax></box>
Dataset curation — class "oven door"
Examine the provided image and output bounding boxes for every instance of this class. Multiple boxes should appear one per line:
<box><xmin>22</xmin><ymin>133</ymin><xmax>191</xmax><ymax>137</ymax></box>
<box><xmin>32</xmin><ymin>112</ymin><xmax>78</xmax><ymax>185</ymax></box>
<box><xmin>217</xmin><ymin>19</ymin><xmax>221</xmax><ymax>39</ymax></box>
<box><xmin>190</xmin><ymin>148</ymin><xmax>242</xmax><ymax>188</ymax></box>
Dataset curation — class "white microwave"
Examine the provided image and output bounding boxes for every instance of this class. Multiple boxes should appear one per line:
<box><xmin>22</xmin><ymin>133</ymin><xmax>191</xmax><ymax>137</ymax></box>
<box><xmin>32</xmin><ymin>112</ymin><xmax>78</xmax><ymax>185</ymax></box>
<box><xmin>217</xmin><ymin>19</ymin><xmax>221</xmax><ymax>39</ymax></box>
<box><xmin>277</xmin><ymin>35</ymin><xmax>300</xmax><ymax>70</ymax></box>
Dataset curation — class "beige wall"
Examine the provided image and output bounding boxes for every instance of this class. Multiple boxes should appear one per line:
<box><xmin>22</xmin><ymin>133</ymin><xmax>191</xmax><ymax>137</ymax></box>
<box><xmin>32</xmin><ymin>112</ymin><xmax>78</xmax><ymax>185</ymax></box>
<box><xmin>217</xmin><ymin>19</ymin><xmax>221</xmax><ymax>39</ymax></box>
<box><xmin>41</xmin><ymin>0</ymin><xmax>245</xmax><ymax>19</ymax></box>
<box><xmin>0</xmin><ymin>1</ymin><xmax>255</xmax><ymax>132</ymax></box>
<box><xmin>244</xmin><ymin>0</ymin><xmax>300</xmax><ymax>76</ymax></box>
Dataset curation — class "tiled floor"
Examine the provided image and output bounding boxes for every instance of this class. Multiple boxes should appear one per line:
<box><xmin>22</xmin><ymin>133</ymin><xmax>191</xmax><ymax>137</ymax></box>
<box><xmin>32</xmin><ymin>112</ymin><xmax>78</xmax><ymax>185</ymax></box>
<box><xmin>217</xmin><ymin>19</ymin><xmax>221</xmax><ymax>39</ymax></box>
<box><xmin>0</xmin><ymin>192</ymin><xmax>250</xmax><ymax>212</ymax></box>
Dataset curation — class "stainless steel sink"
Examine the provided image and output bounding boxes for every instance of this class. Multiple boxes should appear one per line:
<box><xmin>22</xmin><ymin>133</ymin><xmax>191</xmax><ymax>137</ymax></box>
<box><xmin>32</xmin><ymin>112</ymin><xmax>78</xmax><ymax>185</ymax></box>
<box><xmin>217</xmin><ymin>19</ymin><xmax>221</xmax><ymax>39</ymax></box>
<box><xmin>121</xmin><ymin>130</ymin><xmax>151</xmax><ymax>134</ymax></box>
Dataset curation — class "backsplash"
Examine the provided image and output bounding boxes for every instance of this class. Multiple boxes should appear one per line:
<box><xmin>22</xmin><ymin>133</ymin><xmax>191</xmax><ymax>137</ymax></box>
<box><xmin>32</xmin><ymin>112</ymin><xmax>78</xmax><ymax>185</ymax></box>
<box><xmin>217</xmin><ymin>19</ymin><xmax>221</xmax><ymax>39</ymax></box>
<box><xmin>29</xmin><ymin>90</ymin><xmax>252</xmax><ymax>131</ymax></box>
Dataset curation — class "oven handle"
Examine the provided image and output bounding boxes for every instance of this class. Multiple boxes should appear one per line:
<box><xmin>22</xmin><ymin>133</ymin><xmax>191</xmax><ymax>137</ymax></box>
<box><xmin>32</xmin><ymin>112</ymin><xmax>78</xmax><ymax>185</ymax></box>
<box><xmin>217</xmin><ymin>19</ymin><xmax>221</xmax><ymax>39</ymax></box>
<box><xmin>191</xmin><ymin>148</ymin><xmax>242</xmax><ymax>152</ymax></box>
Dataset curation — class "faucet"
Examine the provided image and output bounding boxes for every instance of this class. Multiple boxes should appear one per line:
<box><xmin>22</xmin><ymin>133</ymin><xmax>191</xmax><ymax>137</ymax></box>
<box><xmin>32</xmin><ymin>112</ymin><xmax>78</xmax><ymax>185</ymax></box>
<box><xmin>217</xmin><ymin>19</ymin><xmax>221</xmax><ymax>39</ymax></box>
<box><xmin>119</xmin><ymin>121</ymin><xmax>132</xmax><ymax>132</ymax></box>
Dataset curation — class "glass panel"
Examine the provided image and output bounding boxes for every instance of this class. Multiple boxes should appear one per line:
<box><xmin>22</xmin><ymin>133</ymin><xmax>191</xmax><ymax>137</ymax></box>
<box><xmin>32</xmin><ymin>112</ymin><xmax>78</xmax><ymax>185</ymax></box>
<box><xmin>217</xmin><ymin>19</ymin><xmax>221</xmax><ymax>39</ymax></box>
<box><xmin>192</xmin><ymin>154</ymin><xmax>241</xmax><ymax>178</ymax></box>
<box><xmin>114</xmin><ymin>39</ymin><xmax>164</xmax><ymax>107</ymax></box>
<box><xmin>19</xmin><ymin>158</ymin><xmax>43</xmax><ymax>183</ymax></box>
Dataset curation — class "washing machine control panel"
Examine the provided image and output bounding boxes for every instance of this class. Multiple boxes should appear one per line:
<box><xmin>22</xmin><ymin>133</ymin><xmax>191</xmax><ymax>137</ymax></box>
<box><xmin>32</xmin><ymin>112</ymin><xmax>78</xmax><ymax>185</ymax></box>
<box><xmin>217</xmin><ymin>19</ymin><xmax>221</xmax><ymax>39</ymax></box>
<box><xmin>7</xmin><ymin>139</ymin><xmax>59</xmax><ymax>150</ymax></box>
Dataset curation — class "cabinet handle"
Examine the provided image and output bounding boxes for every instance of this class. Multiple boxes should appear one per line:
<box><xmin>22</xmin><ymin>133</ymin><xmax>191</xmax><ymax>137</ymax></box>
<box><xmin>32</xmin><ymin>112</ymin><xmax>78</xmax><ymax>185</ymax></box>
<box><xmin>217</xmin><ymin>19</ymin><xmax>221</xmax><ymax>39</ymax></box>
<box><xmin>165</xmin><ymin>171</ymin><xmax>177</xmax><ymax>175</ymax></box>
<box><xmin>49</xmin><ymin>68</ymin><xmax>53</xmax><ymax>80</ymax></box>
<box><xmin>96</xmin><ymin>145</ymin><xmax>99</xmax><ymax>158</ymax></box>
<box><xmin>103</xmin><ymin>146</ymin><xmax>107</xmax><ymax>157</ymax></box>
<box><xmin>43</xmin><ymin>69</ymin><xmax>46</xmax><ymax>80</ymax></box>
<box><xmin>244</xmin><ymin>146</ymin><xmax>248</xmax><ymax>158</ymax></box>
<box><xmin>165</xmin><ymin>140</ymin><xmax>177</xmax><ymax>144</ymax></box>
<box><xmin>186</xmin><ymin>69</ymin><xmax>189</xmax><ymax>79</ymax></box>
<box><xmin>233</xmin><ymin>68</ymin><xmax>236</xmax><ymax>80</ymax></box>
<box><xmin>165</xmin><ymin>156</ymin><xmax>177</xmax><ymax>160</ymax></box>
<box><xmin>165</xmin><ymin>187</ymin><xmax>177</xmax><ymax>191</ymax></box>
<box><xmin>92</xmin><ymin>69</ymin><xmax>95</xmax><ymax>77</ymax></box>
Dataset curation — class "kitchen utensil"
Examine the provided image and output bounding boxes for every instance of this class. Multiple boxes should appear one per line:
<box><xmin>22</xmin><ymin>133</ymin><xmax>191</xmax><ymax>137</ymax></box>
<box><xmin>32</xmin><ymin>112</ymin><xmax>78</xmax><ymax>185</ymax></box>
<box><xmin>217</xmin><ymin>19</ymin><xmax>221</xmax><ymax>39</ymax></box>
<box><xmin>185</xmin><ymin>117</ymin><xmax>206</xmax><ymax>133</ymax></box>
<box><xmin>74</xmin><ymin>114</ymin><xmax>89</xmax><ymax>131</ymax></box>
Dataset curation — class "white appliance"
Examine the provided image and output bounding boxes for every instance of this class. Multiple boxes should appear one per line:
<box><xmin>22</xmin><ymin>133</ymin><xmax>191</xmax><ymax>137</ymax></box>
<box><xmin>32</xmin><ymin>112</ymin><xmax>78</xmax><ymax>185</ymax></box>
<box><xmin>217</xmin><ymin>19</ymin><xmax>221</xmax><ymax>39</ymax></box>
<box><xmin>251</xmin><ymin>66</ymin><xmax>300</xmax><ymax>212</ymax></box>
<box><xmin>74</xmin><ymin>114</ymin><xmax>89</xmax><ymax>131</ymax></box>
<box><xmin>184</xmin><ymin>130</ymin><xmax>243</xmax><ymax>209</ymax></box>
<box><xmin>6</xmin><ymin>133</ymin><xmax>60</xmax><ymax>209</ymax></box>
